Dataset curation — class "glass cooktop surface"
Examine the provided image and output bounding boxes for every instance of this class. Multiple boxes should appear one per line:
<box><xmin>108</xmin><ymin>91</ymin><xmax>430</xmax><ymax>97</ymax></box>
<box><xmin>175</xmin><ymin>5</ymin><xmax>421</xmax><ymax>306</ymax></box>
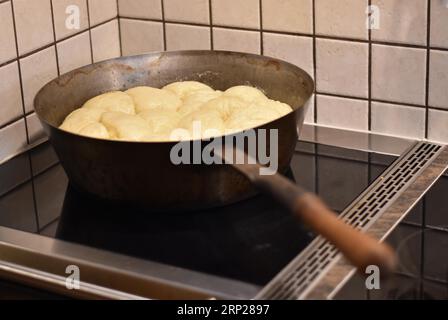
<box><xmin>0</xmin><ymin>140</ymin><xmax>398</xmax><ymax>287</ymax></box>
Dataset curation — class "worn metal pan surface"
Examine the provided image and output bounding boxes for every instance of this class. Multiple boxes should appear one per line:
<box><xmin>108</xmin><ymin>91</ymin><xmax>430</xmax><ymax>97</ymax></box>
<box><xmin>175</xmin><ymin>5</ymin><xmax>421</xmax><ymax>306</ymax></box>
<box><xmin>34</xmin><ymin>50</ymin><xmax>313</xmax><ymax>210</ymax></box>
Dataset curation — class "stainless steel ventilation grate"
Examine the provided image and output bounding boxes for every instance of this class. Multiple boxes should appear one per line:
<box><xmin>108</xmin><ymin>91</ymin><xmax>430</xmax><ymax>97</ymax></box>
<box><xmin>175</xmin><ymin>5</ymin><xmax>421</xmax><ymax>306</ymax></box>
<box><xmin>257</xmin><ymin>142</ymin><xmax>444</xmax><ymax>300</ymax></box>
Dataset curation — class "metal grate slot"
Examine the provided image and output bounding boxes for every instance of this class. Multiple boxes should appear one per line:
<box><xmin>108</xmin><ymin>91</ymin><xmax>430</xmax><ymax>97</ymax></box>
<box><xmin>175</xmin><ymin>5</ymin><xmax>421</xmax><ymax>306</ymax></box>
<box><xmin>257</xmin><ymin>142</ymin><xmax>444</xmax><ymax>300</ymax></box>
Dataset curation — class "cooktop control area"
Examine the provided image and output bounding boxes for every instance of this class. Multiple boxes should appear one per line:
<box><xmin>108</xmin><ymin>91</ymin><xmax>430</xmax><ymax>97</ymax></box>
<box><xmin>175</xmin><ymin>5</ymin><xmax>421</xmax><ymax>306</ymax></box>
<box><xmin>0</xmin><ymin>139</ymin><xmax>447</xmax><ymax>299</ymax></box>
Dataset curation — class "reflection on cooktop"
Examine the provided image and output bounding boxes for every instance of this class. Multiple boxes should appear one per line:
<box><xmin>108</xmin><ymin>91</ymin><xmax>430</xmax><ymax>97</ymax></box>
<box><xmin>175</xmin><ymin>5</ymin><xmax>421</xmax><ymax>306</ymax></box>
<box><xmin>56</xmin><ymin>183</ymin><xmax>314</xmax><ymax>286</ymax></box>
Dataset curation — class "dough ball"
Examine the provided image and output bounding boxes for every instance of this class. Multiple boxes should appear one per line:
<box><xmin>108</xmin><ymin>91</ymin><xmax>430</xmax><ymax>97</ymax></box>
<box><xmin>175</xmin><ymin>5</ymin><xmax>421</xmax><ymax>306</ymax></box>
<box><xmin>163</xmin><ymin>81</ymin><xmax>213</xmax><ymax>99</ymax></box>
<box><xmin>200</xmin><ymin>96</ymin><xmax>248</xmax><ymax>120</ymax></box>
<box><xmin>224</xmin><ymin>85</ymin><xmax>267</xmax><ymax>103</ymax></box>
<box><xmin>78</xmin><ymin>123</ymin><xmax>110</xmax><ymax>139</ymax></box>
<box><xmin>83</xmin><ymin>91</ymin><xmax>135</xmax><ymax>114</ymax></box>
<box><xmin>100</xmin><ymin>112</ymin><xmax>152</xmax><ymax>141</ymax></box>
<box><xmin>60</xmin><ymin>108</ymin><xmax>104</xmax><ymax>133</ymax></box>
<box><xmin>138</xmin><ymin>109</ymin><xmax>181</xmax><ymax>135</ymax></box>
<box><xmin>179</xmin><ymin>109</ymin><xmax>225</xmax><ymax>139</ymax></box>
<box><xmin>258</xmin><ymin>99</ymin><xmax>293</xmax><ymax>117</ymax></box>
<box><xmin>126</xmin><ymin>86</ymin><xmax>182</xmax><ymax>113</ymax></box>
<box><xmin>178</xmin><ymin>90</ymin><xmax>223</xmax><ymax>116</ymax></box>
<box><xmin>226</xmin><ymin>104</ymin><xmax>281</xmax><ymax>132</ymax></box>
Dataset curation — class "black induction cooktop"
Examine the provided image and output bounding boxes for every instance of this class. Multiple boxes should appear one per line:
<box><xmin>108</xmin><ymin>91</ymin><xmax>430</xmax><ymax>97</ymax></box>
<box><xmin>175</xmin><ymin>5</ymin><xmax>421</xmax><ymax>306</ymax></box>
<box><xmin>1</xmin><ymin>139</ymin><xmax>447</xmax><ymax>299</ymax></box>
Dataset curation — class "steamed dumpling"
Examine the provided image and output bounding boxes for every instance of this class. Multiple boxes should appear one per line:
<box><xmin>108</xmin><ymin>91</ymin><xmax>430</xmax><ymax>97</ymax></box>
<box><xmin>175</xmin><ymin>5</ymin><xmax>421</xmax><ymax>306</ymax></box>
<box><xmin>126</xmin><ymin>86</ymin><xmax>181</xmax><ymax>112</ymax></box>
<box><xmin>138</xmin><ymin>109</ymin><xmax>181</xmax><ymax>135</ymax></box>
<box><xmin>163</xmin><ymin>81</ymin><xmax>213</xmax><ymax>99</ymax></box>
<box><xmin>100</xmin><ymin>112</ymin><xmax>152</xmax><ymax>141</ymax></box>
<box><xmin>60</xmin><ymin>108</ymin><xmax>104</xmax><ymax>133</ymax></box>
<box><xmin>83</xmin><ymin>91</ymin><xmax>135</xmax><ymax>114</ymax></box>
<box><xmin>224</xmin><ymin>85</ymin><xmax>267</xmax><ymax>103</ymax></box>
<box><xmin>178</xmin><ymin>90</ymin><xmax>223</xmax><ymax>116</ymax></box>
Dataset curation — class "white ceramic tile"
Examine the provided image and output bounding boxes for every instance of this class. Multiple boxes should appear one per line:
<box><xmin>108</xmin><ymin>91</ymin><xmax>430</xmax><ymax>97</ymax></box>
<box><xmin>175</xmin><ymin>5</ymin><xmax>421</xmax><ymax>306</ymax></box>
<box><xmin>431</xmin><ymin>0</ymin><xmax>448</xmax><ymax>48</ymax></box>
<box><xmin>304</xmin><ymin>94</ymin><xmax>315</xmax><ymax>124</ymax></box>
<box><xmin>57</xmin><ymin>31</ymin><xmax>92</xmax><ymax>74</ymax></box>
<box><xmin>0</xmin><ymin>62</ymin><xmax>23</xmax><ymax>127</ymax></box>
<box><xmin>262</xmin><ymin>0</ymin><xmax>313</xmax><ymax>34</ymax></box>
<box><xmin>88</xmin><ymin>0</ymin><xmax>117</xmax><ymax>26</ymax></box>
<box><xmin>166</xmin><ymin>24</ymin><xmax>210</xmax><ymax>51</ymax></box>
<box><xmin>91</xmin><ymin>20</ymin><xmax>120</xmax><ymax>62</ymax></box>
<box><xmin>0</xmin><ymin>1</ymin><xmax>17</xmax><ymax>64</ymax></box>
<box><xmin>165</xmin><ymin>0</ymin><xmax>209</xmax><ymax>24</ymax></box>
<box><xmin>371</xmin><ymin>0</ymin><xmax>428</xmax><ymax>46</ymax></box>
<box><xmin>212</xmin><ymin>0</ymin><xmax>259</xmax><ymax>29</ymax></box>
<box><xmin>120</xmin><ymin>19</ymin><xmax>164</xmax><ymax>55</ymax></box>
<box><xmin>371</xmin><ymin>102</ymin><xmax>426</xmax><ymax>139</ymax></box>
<box><xmin>315</xmin><ymin>0</ymin><xmax>368</xmax><ymax>40</ymax></box>
<box><xmin>316</xmin><ymin>39</ymin><xmax>368</xmax><ymax>98</ymax></box>
<box><xmin>263</xmin><ymin>33</ymin><xmax>313</xmax><ymax>76</ymax></box>
<box><xmin>317</xmin><ymin>95</ymin><xmax>368</xmax><ymax>131</ymax></box>
<box><xmin>20</xmin><ymin>46</ymin><xmax>58</xmax><ymax>113</ymax></box>
<box><xmin>51</xmin><ymin>0</ymin><xmax>89</xmax><ymax>40</ymax></box>
<box><xmin>213</xmin><ymin>28</ymin><xmax>260</xmax><ymax>54</ymax></box>
<box><xmin>118</xmin><ymin>0</ymin><xmax>162</xmax><ymax>19</ymax></box>
<box><xmin>372</xmin><ymin>44</ymin><xmax>426</xmax><ymax>105</ymax></box>
<box><xmin>429</xmin><ymin>50</ymin><xmax>448</xmax><ymax>110</ymax></box>
<box><xmin>428</xmin><ymin>109</ymin><xmax>448</xmax><ymax>143</ymax></box>
<box><xmin>26</xmin><ymin>112</ymin><xmax>45</xmax><ymax>143</ymax></box>
<box><xmin>0</xmin><ymin>119</ymin><xmax>27</xmax><ymax>162</ymax></box>
<box><xmin>13</xmin><ymin>0</ymin><xmax>54</xmax><ymax>55</ymax></box>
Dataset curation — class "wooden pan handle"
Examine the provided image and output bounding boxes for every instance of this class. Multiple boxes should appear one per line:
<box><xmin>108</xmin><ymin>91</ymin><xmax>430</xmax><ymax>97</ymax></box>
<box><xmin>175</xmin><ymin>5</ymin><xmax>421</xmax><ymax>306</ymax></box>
<box><xmin>232</xmin><ymin>163</ymin><xmax>397</xmax><ymax>277</ymax></box>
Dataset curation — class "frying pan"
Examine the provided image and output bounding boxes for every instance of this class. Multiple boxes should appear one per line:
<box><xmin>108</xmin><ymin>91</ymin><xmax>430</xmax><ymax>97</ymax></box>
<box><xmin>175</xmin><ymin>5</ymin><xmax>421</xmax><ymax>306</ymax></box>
<box><xmin>34</xmin><ymin>50</ymin><xmax>396</xmax><ymax>276</ymax></box>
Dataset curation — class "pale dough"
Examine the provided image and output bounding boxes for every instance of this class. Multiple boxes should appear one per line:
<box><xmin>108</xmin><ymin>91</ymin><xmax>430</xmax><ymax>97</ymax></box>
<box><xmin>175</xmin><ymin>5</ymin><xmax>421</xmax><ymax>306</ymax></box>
<box><xmin>163</xmin><ymin>81</ymin><xmax>213</xmax><ymax>99</ymax></box>
<box><xmin>138</xmin><ymin>109</ymin><xmax>181</xmax><ymax>135</ymax></box>
<box><xmin>126</xmin><ymin>86</ymin><xmax>182</xmax><ymax>112</ymax></box>
<box><xmin>59</xmin><ymin>82</ymin><xmax>293</xmax><ymax>141</ymax></box>
<box><xmin>224</xmin><ymin>85</ymin><xmax>267</xmax><ymax>103</ymax></box>
<box><xmin>101</xmin><ymin>112</ymin><xmax>152</xmax><ymax>141</ymax></box>
<box><xmin>83</xmin><ymin>91</ymin><xmax>135</xmax><ymax>114</ymax></box>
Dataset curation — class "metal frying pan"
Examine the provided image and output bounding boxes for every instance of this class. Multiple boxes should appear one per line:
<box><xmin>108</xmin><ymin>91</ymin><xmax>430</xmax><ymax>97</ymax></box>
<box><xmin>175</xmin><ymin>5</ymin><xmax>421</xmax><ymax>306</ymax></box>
<box><xmin>34</xmin><ymin>50</ymin><xmax>396</xmax><ymax>275</ymax></box>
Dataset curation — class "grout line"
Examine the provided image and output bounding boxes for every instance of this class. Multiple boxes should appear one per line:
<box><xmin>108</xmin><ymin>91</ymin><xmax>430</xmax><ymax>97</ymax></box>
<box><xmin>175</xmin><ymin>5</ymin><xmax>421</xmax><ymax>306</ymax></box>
<box><xmin>86</xmin><ymin>0</ymin><xmax>95</xmax><ymax>63</ymax></box>
<box><xmin>0</xmin><ymin>17</ymin><xmax>117</xmax><ymax>69</ymax></box>
<box><xmin>368</xmin><ymin>0</ymin><xmax>372</xmax><ymax>131</ymax></box>
<box><xmin>424</xmin><ymin>1</ymin><xmax>431</xmax><ymax>139</ymax></box>
<box><xmin>161</xmin><ymin>0</ymin><xmax>167</xmax><ymax>51</ymax></box>
<box><xmin>117</xmin><ymin>16</ymin><xmax>448</xmax><ymax>53</ymax></box>
<box><xmin>312</xmin><ymin>0</ymin><xmax>317</xmax><ymax>124</ymax></box>
<box><xmin>116</xmin><ymin>0</ymin><xmax>123</xmax><ymax>56</ymax></box>
<box><xmin>49</xmin><ymin>0</ymin><xmax>61</xmax><ymax>76</ymax></box>
<box><xmin>209</xmin><ymin>0</ymin><xmax>214</xmax><ymax>50</ymax></box>
<box><xmin>259</xmin><ymin>0</ymin><xmax>263</xmax><ymax>55</ymax></box>
<box><xmin>9</xmin><ymin>0</ymin><xmax>30</xmax><ymax>144</ymax></box>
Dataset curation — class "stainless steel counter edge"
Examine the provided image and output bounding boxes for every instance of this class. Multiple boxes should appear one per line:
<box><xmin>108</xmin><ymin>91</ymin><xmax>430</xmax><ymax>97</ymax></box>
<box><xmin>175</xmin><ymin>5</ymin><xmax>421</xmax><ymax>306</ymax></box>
<box><xmin>0</xmin><ymin>227</ymin><xmax>261</xmax><ymax>299</ymax></box>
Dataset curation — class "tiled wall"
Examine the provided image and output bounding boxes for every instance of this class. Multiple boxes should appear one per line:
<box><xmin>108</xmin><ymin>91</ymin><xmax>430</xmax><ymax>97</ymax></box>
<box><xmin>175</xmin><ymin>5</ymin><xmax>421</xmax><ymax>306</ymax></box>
<box><xmin>0</xmin><ymin>0</ymin><xmax>121</xmax><ymax>161</ymax></box>
<box><xmin>1</xmin><ymin>0</ymin><xmax>448</xmax><ymax>162</ymax></box>
<box><xmin>118</xmin><ymin>0</ymin><xmax>448</xmax><ymax>144</ymax></box>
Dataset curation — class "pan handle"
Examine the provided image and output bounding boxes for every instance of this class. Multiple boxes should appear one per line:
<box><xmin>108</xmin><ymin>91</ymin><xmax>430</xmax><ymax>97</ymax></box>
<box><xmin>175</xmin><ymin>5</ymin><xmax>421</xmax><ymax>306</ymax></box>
<box><xmin>230</xmin><ymin>160</ymin><xmax>397</xmax><ymax>277</ymax></box>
